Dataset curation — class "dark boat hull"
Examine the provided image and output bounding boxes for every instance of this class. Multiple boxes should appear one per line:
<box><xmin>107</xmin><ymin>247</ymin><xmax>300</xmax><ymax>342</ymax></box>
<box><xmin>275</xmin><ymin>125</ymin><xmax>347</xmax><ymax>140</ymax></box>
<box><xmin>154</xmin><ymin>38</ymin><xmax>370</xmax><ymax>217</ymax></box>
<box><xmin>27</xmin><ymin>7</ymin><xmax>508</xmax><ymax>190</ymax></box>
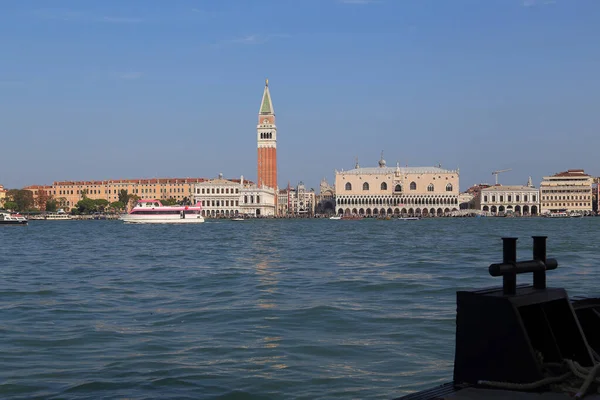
<box><xmin>0</xmin><ymin>220</ymin><xmax>28</xmax><ymax>225</ymax></box>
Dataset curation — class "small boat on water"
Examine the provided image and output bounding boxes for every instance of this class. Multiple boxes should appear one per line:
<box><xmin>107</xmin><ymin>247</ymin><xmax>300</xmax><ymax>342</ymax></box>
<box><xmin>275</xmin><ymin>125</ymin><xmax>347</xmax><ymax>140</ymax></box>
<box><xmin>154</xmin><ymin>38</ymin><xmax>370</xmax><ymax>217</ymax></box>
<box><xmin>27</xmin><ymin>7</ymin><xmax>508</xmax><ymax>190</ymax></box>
<box><xmin>120</xmin><ymin>199</ymin><xmax>205</xmax><ymax>224</ymax></box>
<box><xmin>44</xmin><ymin>209</ymin><xmax>73</xmax><ymax>220</ymax></box>
<box><xmin>231</xmin><ymin>217</ymin><xmax>245</xmax><ymax>221</ymax></box>
<box><xmin>398</xmin><ymin>216</ymin><xmax>421</xmax><ymax>221</ymax></box>
<box><xmin>329</xmin><ymin>215</ymin><xmax>342</xmax><ymax>220</ymax></box>
<box><xmin>0</xmin><ymin>211</ymin><xmax>28</xmax><ymax>225</ymax></box>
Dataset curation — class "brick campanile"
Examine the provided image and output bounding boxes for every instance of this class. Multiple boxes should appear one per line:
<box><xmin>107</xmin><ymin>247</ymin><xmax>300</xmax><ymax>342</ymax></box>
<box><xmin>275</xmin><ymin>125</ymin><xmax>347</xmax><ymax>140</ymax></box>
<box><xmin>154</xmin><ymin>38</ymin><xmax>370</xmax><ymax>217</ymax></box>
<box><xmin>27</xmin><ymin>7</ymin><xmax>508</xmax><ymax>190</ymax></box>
<box><xmin>257</xmin><ymin>79</ymin><xmax>277</xmax><ymax>190</ymax></box>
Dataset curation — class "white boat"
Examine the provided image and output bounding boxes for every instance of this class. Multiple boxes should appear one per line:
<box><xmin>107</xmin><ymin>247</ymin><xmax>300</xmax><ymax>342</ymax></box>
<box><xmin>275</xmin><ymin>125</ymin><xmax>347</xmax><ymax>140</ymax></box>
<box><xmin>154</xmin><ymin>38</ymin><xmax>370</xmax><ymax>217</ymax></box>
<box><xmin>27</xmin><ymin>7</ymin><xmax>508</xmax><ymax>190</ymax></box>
<box><xmin>44</xmin><ymin>209</ymin><xmax>73</xmax><ymax>220</ymax></box>
<box><xmin>120</xmin><ymin>199</ymin><xmax>205</xmax><ymax>224</ymax></box>
<box><xmin>231</xmin><ymin>217</ymin><xmax>245</xmax><ymax>221</ymax></box>
<box><xmin>398</xmin><ymin>217</ymin><xmax>421</xmax><ymax>221</ymax></box>
<box><xmin>0</xmin><ymin>211</ymin><xmax>28</xmax><ymax>225</ymax></box>
<box><xmin>546</xmin><ymin>212</ymin><xmax>569</xmax><ymax>218</ymax></box>
<box><xmin>329</xmin><ymin>215</ymin><xmax>342</xmax><ymax>220</ymax></box>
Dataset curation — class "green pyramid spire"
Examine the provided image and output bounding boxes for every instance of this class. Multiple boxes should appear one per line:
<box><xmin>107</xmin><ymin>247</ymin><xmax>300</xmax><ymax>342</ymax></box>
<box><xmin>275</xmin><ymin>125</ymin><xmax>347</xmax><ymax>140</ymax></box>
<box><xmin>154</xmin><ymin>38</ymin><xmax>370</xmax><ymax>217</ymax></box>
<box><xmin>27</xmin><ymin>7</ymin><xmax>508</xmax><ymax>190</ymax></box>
<box><xmin>259</xmin><ymin>79</ymin><xmax>274</xmax><ymax>115</ymax></box>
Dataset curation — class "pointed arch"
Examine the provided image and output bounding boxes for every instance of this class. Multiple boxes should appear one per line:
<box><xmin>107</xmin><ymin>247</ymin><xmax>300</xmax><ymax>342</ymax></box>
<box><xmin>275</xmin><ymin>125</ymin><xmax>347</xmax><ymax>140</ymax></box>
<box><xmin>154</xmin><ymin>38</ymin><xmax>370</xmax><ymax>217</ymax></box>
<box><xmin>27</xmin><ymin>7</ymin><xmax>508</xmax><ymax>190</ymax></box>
<box><xmin>410</xmin><ymin>182</ymin><xmax>417</xmax><ymax>190</ymax></box>
<box><xmin>395</xmin><ymin>184</ymin><xmax>402</xmax><ymax>192</ymax></box>
<box><xmin>446</xmin><ymin>183</ymin><xmax>453</xmax><ymax>192</ymax></box>
<box><xmin>427</xmin><ymin>184</ymin><xmax>434</xmax><ymax>192</ymax></box>
<box><xmin>381</xmin><ymin>182</ymin><xmax>387</xmax><ymax>190</ymax></box>
<box><xmin>345</xmin><ymin>182</ymin><xmax>352</xmax><ymax>191</ymax></box>
<box><xmin>363</xmin><ymin>182</ymin><xmax>370</xmax><ymax>191</ymax></box>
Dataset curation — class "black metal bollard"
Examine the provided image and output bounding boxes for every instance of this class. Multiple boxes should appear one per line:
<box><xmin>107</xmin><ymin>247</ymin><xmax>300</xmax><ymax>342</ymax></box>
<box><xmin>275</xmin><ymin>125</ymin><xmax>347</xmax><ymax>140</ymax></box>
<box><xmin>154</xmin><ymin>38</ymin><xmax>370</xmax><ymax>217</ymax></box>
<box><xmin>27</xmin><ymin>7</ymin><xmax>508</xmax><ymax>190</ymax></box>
<box><xmin>532</xmin><ymin>236</ymin><xmax>548</xmax><ymax>289</ymax></box>
<box><xmin>502</xmin><ymin>237</ymin><xmax>518</xmax><ymax>295</ymax></box>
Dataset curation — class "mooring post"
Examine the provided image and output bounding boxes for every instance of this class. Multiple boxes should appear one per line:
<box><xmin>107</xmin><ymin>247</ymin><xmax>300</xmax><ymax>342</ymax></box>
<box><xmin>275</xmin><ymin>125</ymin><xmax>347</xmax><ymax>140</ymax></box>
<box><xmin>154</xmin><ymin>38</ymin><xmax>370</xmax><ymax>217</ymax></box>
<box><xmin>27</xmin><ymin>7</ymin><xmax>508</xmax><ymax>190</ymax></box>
<box><xmin>502</xmin><ymin>237</ymin><xmax>518</xmax><ymax>295</ymax></box>
<box><xmin>532</xmin><ymin>236</ymin><xmax>548</xmax><ymax>289</ymax></box>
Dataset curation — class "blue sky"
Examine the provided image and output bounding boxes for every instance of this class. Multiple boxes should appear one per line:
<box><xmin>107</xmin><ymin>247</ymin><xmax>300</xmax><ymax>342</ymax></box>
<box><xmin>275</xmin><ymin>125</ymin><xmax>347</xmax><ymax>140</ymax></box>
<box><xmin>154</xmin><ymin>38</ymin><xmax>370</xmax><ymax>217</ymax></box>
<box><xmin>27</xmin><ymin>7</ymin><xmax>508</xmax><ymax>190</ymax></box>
<box><xmin>1</xmin><ymin>0</ymin><xmax>599</xmax><ymax>191</ymax></box>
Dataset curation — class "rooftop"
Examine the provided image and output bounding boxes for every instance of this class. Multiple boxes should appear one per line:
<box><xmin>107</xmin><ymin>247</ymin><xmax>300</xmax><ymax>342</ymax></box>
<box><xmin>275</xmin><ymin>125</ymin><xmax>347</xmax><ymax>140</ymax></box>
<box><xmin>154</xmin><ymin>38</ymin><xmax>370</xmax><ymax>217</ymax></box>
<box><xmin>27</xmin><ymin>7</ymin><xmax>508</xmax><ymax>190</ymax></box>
<box><xmin>337</xmin><ymin>166</ymin><xmax>458</xmax><ymax>175</ymax></box>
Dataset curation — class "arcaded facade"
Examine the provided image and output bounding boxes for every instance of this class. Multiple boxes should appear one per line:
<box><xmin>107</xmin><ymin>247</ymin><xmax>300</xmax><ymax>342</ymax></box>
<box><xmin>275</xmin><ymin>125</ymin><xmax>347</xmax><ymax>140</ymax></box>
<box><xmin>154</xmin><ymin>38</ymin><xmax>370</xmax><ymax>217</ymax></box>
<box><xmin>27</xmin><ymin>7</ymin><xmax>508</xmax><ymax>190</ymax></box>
<box><xmin>478</xmin><ymin>184</ymin><xmax>539</xmax><ymax>215</ymax></box>
<box><xmin>277</xmin><ymin>182</ymin><xmax>316</xmax><ymax>216</ymax></box>
<box><xmin>334</xmin><ymin>156</ymin><xmax>460</xmax><ymax>217</ymax></box>
<box><xmin>539</xmin><ymin>169</ymin><xmax>593</xmax><ymax>214</ymax></box>
<box><xmin>257</xmin><ymin>79</ymin><xmax>277</xmax><ymax>190</ymax></box>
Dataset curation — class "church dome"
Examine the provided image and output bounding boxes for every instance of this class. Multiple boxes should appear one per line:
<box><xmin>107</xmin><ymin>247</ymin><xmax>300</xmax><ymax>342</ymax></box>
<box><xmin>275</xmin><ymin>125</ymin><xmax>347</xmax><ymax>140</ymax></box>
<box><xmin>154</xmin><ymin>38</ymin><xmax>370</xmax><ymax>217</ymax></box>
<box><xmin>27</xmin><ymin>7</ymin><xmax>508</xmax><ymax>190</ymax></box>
<box><xmin>378</xmin><ymin>152</ymin><xmax>386</xmax><ymax>168</ymax></box>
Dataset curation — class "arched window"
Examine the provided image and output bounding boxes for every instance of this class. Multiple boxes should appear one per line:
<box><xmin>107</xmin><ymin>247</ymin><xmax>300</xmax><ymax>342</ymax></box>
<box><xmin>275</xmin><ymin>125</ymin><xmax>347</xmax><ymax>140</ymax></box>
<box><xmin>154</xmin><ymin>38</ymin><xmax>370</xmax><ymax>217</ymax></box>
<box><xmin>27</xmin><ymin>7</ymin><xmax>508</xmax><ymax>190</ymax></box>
<box><xmin>381</xmin><ymin>182</ymin><xmax>387</xmax><ymax>190</ymax></box>
<box><xmin>446</xmin><ymin>183</ymin><xmax>453</xmax><ymax>192</ymax></box>
<box><xmin>410</xmin><ymin>182</ymin><xmax>417</xmax><ymax>190</ymax></box>
<box><xmin>363</xmin><ymin>182</ymin><xmax>369</xmax><ymax>191</ymax></box>
<box><xmin>345</xmin><ymin>182</ymin><xmax>352</xmax><ymax>191</ymax></box>
<box><xmin>427</xmin><ymin>184</ymin><xmax>434</xmax><ymax>192</ymax></box>
<box><xmin>394</xmin><ymin>184</ymin><xmax>402</xmax><ymax>192</ymax></box>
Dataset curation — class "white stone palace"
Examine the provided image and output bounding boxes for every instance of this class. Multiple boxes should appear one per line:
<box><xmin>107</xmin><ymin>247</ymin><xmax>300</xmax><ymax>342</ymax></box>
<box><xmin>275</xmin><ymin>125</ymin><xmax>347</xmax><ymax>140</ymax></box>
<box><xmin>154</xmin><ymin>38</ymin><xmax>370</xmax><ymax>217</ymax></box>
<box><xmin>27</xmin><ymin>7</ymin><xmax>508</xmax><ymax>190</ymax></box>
<box><xmin>477</xmin><ymin>178</ymin><xmax>539</xmax><ymax>215</ymax></box>
<box><xmin>334</xmin><ymin>154</ymin><xmax>460</xmax><ymax>217</ymax></box>
<box><xmin>193</xmin><ymin>174</ymin><xmax>276</xmax><ymax>217</ymax></box>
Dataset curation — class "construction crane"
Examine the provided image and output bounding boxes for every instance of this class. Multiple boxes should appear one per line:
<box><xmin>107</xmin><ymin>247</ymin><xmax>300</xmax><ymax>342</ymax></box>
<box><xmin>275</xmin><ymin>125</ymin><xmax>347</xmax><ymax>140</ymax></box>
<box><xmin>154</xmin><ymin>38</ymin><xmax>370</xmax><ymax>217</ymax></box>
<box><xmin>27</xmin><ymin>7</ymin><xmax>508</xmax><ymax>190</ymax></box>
<box><xmin>492</xmin><ymin>168</ymin><xmax>512</xmax><ymax>185</ymax></box>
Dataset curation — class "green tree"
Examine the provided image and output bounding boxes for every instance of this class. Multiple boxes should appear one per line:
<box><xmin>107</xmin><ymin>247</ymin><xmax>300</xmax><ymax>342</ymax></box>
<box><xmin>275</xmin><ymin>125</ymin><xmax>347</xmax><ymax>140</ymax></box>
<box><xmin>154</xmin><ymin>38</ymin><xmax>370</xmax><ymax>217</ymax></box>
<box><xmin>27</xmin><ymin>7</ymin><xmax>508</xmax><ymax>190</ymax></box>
<box><xmin>94</xmin><ymin>199</ymin><xmax>109</xmax><ymax>212</ymax></box>
<box><xmin>118</xmin><ymin>189</ymin><xmax>129</xmax><ymax>205</ymax></box>
<box><xmin>46</xmin><ymin>199</ymin><xmax>58</xmax><ymax>212</ymax></box>
<box><xmin>4</xmin><ymin>201</ymin><xmax>17</xmax><ymax>211</ymax></box>
<box><xmin>110</xmin><ymin>201</ymin><xmax>125</xmax><ymax>211</ymax></box>
<box><xmin>80</xmin><ymin>189</ymin><xmax>89</xmax><ymax>199</ymax></box>
<box><xmin>160</xmin><ymin>197</ymin><xmax>178</xmax><ymax>206</ymax></box>
<box><xmin>75</xmin><ymin>198</ymin><xmax>97</xmax><ymax>214</ymax></box>
<box><xmin>6</xmin><ymin>189</ymin><xmax>34</xmax><ymax>211</ymax></box>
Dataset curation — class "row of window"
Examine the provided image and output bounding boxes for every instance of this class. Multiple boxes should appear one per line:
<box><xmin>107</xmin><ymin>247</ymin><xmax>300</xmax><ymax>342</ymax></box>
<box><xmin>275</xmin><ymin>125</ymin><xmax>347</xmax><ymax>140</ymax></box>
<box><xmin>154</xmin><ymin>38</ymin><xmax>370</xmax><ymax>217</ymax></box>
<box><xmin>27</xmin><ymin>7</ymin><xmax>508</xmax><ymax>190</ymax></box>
<box><xmin>345</xmin><ymin>182</ymin><xmax>454</xmax><ymax>192</ymax></box>
<box><xmin>483</xmin><ymin>194</ymin><xmax>537</xmax><ymax>203</ymax></box>
<box><xmin>197</xmin><ymin>187</ymin><xmax>240</xmax><ymax>195</ymax></box>
<box><xmin>201</xmin><ymin>200</ymin><xmax>240</xmax><ymax>207</ymax></box>
<box><xmin>57</xmin><ymin>188</ymin><xmax>188</xmax><ymax>195</ymax></box>
<box><xmin>337</xmin><ymin>197</ymin><xmax>459</xmax><ymax>205</ymax></box>
<box><xmin>541</xmin><ymin>189</ymin><xmax>591</xmax><ymax>193</ymax></box>
<box><xmin>260</xmin><ymin>132</ymin><xmax>274</xmax><ymax>139</ymax></box>
<box><xmin>541</xmin><ymin>203</ymin><xmax>590</xmax><ymax>207</ymax></box>
<box><xmin>542</xmin><ymin>196</ymin><xmax>590</xmax><ymax>201</ymax></box>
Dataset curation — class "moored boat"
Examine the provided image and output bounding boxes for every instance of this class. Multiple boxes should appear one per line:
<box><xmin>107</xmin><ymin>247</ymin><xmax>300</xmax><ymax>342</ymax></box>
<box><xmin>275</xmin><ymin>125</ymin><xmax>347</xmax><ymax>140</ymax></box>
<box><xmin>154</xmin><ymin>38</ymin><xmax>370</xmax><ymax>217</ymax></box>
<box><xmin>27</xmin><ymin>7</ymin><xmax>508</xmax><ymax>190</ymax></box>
<box><xmin>398</xmin><ymin>216</ymin><xmax>421</xmax><ymax>221</ymax></box>
<box><xmin>120</xmin><ymin>199</ymin><xmax>205</xmax><ymax>224</ymax></box>
<box><xmin>329</xmin><ymin>215</ymin><xmax>342</xmax><ymax>220</ymax></box>
<box><xmin>0</xmin><ymin>211</ymin><xmax>28</xmax><ymax>225</ymax></box>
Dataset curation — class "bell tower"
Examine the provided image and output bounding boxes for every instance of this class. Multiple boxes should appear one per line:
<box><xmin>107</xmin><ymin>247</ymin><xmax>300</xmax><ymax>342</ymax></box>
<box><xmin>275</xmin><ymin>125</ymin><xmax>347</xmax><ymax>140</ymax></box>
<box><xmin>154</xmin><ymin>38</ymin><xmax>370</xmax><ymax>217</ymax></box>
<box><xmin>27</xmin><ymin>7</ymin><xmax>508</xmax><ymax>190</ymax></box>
<box><xmin>257</xmin><ymin>79</ymin><xmax>277</xmax><ymax>189</ymax></box>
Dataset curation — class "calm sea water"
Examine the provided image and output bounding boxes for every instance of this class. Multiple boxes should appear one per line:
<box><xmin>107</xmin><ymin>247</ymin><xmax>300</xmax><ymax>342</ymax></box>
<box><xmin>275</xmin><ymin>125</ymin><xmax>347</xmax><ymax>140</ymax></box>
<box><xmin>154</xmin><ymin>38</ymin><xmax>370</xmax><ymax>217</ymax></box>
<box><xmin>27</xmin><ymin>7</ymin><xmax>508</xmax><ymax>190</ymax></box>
<box><xmin>1</xmin><ymin>218</ymin><xmax>599</xmax><ymax>399</ymax></box>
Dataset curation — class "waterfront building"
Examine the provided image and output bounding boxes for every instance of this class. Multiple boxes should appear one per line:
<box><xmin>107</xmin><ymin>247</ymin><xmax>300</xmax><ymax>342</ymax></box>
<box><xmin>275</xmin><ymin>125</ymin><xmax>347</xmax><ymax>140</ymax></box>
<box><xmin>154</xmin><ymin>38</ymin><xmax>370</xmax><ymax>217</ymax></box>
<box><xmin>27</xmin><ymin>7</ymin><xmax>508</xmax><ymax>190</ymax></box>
<box><xmin>315</xmin><ymin>178</ymin><xmax>336</xmax><ymax>215</ymax></box>
<box><xmin>192</xmin><ymin>174</ymin><xmax>243</xmax><ymax>217</ymax></box>
<box><xmin>539</xmin><ymin>169</ymin><xmax>593</xmax><ymax>214</ymax></box>
<box><xmin>25</xmin><ymin>178</ymin><xmax>207</xmax><ymax>211</ymax></box>
<box><xmin>458</xmin><ymin>192</ymin><xmax>475</xmax><ymax>210</ymax></box>
<box><xmin>257</xmin><ymin>79</ymin><xmax>277</xmax><ymax>191</ymax></box>
<box><xmin>240</xmin><ymin>184</ymin><xmax>277</xmax><ymax>217</ymax></box>
<box><xmin>0</xmin><ymin>185</ymin><xmax>6</xmax><ymax>206</ymax></box>
<box><xmin>192</xmin><ymin>175</ymin><xmax>277</xmax><ymax>217</ymax></box>
<box><xmin>334</xmin><ymin>154</ymin><xmax>460</xmax><ymax>217</ymax></box>
<box><xmin>22</xmin><ymin>185</ymin><xmax>53</xmax><ymax>210</ymax></box>
<box><xmin>277</xmin><ymin>182</ymin><xmax>316</xmax><ymax>217</ymax></box>
<box><xmin>477</xmin><ymin>178</ymin><xmax>539</xmax><ymax>215</ymax></box>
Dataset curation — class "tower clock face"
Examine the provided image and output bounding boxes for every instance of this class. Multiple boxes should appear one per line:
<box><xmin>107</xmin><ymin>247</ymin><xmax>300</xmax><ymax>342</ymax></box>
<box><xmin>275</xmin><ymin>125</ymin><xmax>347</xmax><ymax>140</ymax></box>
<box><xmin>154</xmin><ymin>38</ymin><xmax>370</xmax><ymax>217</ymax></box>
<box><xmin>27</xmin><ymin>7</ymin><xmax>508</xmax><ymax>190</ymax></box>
<box><xmin>263</xmin><ymin>118</ymin><xmax>269</xmax><ymax>124</ymax></box>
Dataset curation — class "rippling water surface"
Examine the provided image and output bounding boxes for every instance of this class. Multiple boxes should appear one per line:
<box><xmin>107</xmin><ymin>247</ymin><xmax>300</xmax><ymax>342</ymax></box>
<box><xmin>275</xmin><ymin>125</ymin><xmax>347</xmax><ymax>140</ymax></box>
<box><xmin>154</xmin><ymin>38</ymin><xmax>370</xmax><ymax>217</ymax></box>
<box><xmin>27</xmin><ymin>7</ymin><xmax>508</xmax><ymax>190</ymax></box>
<box><xmin>1</xmin><ymin>218</ymin><xmax>599</xmax><ymax>399</ymax></box>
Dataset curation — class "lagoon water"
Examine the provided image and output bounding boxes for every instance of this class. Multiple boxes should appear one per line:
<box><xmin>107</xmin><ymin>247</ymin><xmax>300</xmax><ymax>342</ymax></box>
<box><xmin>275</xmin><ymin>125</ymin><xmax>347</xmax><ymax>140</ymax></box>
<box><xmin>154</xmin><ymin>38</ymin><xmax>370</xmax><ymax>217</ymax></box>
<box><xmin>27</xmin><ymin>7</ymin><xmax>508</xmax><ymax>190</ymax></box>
<box><xmin>1</xmin><ymin>218</ymin><xmax>599</xmax><ymax>399</ymax></box>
